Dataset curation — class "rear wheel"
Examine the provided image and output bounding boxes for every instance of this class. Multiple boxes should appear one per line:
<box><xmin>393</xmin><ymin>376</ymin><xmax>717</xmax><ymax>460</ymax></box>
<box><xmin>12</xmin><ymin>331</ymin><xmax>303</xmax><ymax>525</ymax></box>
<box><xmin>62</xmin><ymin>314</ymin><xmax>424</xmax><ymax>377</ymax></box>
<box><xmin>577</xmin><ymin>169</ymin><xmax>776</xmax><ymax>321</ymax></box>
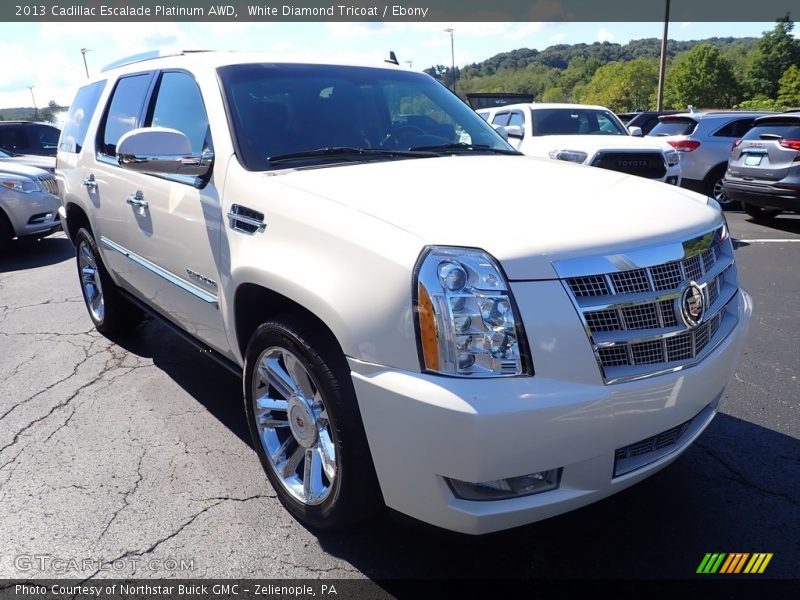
<box><xmin>705</xmin><ymin>166</ymin><xmax>736</xmax><ymax>209</ymax></box>
<box><xmin>742</xmin><ymin>203</ymin><xmax>781</xmax><ymax>220</ymax></box>
<box><xmin>244</xmin><ymin>318</ymin><xmax>381</xmax><ymax>530</ymax></box>
<box><xmin>75</xmin><ymin>228</ymin><xmax>141</xmax><ymax>335</ymax></box>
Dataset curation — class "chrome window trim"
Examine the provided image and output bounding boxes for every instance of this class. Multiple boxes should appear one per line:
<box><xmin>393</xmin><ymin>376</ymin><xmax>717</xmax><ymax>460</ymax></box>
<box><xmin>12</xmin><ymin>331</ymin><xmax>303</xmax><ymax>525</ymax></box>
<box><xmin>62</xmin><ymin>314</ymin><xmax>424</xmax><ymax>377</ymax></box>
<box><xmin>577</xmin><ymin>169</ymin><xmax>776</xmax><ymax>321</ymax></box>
<box><xmin>100</xmin><ymin>236</ymin><xmax>218</xmax><ymax>305</ymax></box>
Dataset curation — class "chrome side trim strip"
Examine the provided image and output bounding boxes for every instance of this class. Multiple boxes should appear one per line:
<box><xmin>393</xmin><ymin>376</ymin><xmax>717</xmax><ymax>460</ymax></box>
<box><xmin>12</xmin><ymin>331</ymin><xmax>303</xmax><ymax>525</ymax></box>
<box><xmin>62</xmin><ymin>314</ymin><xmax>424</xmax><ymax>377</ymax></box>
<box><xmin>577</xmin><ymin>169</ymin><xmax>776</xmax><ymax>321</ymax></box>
<box><xmin>100</xmin><ymin>236</ymin><xmax>218</xmax><ymax>305</ymax></box>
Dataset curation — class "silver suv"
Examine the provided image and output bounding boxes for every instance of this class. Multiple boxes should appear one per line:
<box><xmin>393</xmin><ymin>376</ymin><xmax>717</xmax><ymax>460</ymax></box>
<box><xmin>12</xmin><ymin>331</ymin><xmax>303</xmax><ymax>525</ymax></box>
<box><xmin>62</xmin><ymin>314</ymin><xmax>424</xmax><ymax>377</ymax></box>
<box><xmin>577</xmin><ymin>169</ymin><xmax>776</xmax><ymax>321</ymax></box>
<box><xmin>648</xmin><ymin>111</ymin><xmax>774</xmax><ymax>208</ymax></box>
<box><xmin>0</xmin><ymin>162</ymin><xmax>60</xmax><ymax>247</ymax></box>
<box><xmin>724</xmin><ymin>113</ymin><xmax>800</xmax><ymax>219</ymax></box>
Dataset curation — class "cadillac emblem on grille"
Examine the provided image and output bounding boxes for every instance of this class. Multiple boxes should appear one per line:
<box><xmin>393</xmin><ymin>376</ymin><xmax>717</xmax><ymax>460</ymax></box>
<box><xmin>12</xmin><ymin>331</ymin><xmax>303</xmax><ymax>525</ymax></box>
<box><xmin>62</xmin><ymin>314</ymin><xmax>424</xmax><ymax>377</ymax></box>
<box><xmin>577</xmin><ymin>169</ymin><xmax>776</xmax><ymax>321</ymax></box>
<box><xmin>679</xmin><ymin>282</ymin><xmax>705</xmax><ymax>328</ymax></box>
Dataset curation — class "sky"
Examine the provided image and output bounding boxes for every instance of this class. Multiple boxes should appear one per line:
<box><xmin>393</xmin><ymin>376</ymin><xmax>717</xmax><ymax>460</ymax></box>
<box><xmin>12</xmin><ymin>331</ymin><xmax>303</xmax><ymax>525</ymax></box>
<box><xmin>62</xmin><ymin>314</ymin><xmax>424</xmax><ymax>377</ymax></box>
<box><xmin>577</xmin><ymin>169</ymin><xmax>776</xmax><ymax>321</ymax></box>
<box><xmin>0</xmin><ymin>21</ymin><xmax>784</xmax><ymax>109</ymax></box>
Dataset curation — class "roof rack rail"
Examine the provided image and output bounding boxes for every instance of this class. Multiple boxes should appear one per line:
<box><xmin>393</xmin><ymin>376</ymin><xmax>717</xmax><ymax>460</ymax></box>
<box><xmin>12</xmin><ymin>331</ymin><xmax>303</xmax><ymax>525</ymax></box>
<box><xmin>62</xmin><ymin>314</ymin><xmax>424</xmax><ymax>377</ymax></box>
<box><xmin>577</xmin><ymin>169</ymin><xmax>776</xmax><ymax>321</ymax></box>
<box><xmin>101</xmin><ymin>49</ymin><xmax>212</xmax><ymax>73</ymax></box>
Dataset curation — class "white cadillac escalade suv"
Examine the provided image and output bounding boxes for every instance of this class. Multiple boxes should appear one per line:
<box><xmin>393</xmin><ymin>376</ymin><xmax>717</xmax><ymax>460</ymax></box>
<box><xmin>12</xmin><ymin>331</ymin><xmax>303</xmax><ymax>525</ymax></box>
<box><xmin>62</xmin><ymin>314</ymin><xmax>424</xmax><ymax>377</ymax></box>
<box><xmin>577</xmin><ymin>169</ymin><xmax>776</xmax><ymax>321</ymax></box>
<box><xmin>56</xmin><ymin>51</ymin><xmax>751</xmax><ymax>534</ymax></box>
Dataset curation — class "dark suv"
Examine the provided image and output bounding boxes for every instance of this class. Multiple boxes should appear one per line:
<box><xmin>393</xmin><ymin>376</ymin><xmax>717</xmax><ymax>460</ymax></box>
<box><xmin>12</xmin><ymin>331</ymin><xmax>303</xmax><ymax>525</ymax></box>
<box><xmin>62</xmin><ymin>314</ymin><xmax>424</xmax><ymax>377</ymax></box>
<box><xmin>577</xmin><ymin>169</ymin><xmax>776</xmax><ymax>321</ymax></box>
<box><xmin>0</xmin><ymin>121</ymin><xmax>61</xmax><ymax>156</ymax></box>
<box><xmin>724</xmin><ymin>113</ymin><xmax>800</xmax><ymax>219</ymax></box>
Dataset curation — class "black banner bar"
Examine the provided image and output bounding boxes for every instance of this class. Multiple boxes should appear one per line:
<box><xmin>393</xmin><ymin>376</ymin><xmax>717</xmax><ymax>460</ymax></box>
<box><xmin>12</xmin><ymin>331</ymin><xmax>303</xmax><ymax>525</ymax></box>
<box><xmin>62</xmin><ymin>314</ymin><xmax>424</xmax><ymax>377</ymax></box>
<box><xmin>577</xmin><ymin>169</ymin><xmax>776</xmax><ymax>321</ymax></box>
<box><xmin>1</xmin><ymin>0</ymin><xmax>798</xmax><ymax>22</ymax></box>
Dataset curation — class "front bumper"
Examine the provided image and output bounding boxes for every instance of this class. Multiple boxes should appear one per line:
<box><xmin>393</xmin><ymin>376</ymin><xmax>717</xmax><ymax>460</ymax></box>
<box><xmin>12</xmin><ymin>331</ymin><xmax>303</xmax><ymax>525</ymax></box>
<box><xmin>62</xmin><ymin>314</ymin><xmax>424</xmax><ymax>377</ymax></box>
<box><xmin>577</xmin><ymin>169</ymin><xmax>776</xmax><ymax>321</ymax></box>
<box><xmin>2</xmin><ymin>190</ymin><xmax>61</xmax><ymax>238</ymax></box>
<box><xmin>351</xmin><ymin>289</ymin><xmax>752</xmax><ymax>535</ymax></box>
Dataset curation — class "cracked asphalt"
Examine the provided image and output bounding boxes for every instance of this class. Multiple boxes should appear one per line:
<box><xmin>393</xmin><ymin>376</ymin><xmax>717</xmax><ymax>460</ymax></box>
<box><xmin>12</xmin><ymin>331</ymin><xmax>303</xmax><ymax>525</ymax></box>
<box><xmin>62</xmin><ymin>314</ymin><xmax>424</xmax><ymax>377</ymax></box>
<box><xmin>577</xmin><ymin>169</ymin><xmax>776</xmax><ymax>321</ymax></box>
<box><xmin>0</xmin><ymin>211</ymin><xmax>797</xmax><ymax>586</ymax></box>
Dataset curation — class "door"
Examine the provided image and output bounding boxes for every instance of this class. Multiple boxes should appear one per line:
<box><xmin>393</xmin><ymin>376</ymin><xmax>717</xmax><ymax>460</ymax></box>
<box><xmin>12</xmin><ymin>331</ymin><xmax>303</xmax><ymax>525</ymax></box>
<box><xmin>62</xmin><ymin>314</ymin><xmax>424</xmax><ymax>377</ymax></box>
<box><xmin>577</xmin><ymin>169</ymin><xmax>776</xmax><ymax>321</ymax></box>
<box><xmin>121</xmin><ymin>70</ymin><xmax>228</xmax><ymax>353</ymax></box>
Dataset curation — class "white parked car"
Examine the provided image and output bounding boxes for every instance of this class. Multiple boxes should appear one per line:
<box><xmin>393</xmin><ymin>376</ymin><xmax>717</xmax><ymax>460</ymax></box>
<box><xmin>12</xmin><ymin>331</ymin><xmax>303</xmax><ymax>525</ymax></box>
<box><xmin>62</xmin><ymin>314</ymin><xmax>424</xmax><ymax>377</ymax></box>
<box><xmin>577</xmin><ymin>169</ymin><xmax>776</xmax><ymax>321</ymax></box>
<box><xmin>57</xmin><ymin>51</ymin><xmax>750</xmax><ymax>534</ymax></box>
<box><xmin>478</xmin><ymin>103</ymin><xmax>682</xmax><ymax>185</ymax></box>
<box><xmin>0</xmin><ymin>162</ymin><xmax>61</xmax><ymax>247</ymax></box>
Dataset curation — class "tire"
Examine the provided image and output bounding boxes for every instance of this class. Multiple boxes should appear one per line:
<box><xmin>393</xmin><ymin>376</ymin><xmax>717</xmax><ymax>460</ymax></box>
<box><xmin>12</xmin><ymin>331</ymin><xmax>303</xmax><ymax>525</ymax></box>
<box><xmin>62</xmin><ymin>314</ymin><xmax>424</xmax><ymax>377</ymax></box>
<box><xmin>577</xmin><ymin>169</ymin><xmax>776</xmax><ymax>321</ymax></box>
<box><xmin>244</xmin><ymin>318</ymin><xmax>381</xmax><ymax>530</ymax></box>
<box><xmin>75</xmin><ymin>227</ymin><xmax>142</xmax><ymax>335</ymax></box>
<box><xmin>0</xmin><ymin>210</ymin><xmax>14</xmax><ymax>250</ymax></box>
<box><xmin>742</xmin><ymin>203</ymin><xmax>781</xmax><ymax>220</ymax></box>
<box><xmin>705</xmin><ymin>166</ymin><xmax>737</xmax><ymax>210</ymax></box>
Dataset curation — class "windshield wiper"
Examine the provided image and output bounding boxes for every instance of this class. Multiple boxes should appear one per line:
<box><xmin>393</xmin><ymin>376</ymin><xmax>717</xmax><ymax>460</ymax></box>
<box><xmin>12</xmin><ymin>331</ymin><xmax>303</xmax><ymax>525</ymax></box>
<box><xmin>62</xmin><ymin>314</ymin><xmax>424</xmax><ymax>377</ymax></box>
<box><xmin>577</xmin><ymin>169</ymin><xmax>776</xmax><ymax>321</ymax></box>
<box><xmin>267</xmin><ymin>147</ymin><xmax>436</xmax><ymax>164</ymax></box>
<box><xmin>407</xmin><ymin>142</ymin><xmax>520</xmax><ymax>155</ymax></box>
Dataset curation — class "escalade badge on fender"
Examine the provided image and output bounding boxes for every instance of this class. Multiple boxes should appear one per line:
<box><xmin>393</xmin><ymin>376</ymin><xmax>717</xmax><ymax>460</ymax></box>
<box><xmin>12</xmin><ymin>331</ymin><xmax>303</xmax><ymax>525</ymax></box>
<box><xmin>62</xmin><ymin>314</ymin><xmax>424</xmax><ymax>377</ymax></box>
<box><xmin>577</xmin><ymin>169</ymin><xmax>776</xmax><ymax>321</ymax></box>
<box><xmin>680</xmin><ymin>282</ymin><xmax>705</xmax><ymax>328</ymax></box>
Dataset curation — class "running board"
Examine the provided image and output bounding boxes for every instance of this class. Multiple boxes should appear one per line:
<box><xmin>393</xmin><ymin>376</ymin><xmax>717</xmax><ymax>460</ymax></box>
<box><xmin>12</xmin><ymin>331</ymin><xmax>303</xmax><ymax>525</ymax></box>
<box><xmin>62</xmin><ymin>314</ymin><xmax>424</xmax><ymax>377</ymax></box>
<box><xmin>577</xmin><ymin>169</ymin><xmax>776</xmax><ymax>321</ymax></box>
<box><xmin>119</xmin><ymin>289</ymin><xmax>242</xmax><ymax>378</ymax></box>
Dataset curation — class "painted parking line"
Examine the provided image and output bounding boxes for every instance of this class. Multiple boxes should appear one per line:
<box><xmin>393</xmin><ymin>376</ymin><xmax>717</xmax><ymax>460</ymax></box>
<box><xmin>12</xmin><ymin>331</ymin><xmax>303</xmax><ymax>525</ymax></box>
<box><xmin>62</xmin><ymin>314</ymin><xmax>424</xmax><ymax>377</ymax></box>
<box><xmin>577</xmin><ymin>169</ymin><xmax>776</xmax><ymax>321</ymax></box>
<box><xmin>734</xmin><ymin>238</ymin><xmax>800</xmax><ymax>243</ymax></box>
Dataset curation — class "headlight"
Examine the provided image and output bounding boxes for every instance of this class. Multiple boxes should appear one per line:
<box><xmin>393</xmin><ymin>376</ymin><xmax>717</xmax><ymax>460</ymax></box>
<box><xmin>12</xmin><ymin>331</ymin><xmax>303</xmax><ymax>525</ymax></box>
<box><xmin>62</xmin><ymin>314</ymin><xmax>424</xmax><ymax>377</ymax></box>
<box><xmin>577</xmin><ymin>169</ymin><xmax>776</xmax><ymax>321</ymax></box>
<box><xmin>707</xmin><ymin>197</ymin><xmax>730</xmax><ymax>242</ymax></box>
<box><xmin>414</xmin><ymin>246</ymin><xmax>532</xmax><ymax>377</ymax></box>
<box><xmin>547</xmin><ymin>150</ymin><xmax>588</xmax><ymax>164</ymax></box>
<box><xmin>665</xmin><ymin>150</ymin><xmax>681</xmax><ymax>166</ymax></box>
<box><xmin>0</xmin><ymin>174</ymin><xmax>41</xmax><ymax>194</ymax></box>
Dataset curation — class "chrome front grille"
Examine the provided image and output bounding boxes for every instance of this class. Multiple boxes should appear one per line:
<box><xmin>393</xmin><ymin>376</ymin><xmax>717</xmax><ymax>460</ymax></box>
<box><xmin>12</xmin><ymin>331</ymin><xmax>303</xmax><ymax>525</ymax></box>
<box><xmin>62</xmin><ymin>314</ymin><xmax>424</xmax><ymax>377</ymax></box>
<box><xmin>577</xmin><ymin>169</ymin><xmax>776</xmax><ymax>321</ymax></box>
<box><xmin>556</xmin><ymin>226</ymin><xmax>740</xmax><ymax>384</ymax></box>
<box><xmin>38</xmin><ymin>174</ymin><xmax>58</xmax><ymax>196</ymax></box>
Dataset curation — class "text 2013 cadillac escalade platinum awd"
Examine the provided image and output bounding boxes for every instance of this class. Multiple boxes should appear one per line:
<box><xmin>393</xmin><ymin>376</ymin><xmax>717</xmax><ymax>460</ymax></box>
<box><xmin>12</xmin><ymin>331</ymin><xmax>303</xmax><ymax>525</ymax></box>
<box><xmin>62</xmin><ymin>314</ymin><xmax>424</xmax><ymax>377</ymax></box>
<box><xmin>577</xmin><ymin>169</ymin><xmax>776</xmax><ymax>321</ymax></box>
<box><xmin>56</xmin><ymin>51</ymin><xmax>752</xmax><ymax>534</ymax></box>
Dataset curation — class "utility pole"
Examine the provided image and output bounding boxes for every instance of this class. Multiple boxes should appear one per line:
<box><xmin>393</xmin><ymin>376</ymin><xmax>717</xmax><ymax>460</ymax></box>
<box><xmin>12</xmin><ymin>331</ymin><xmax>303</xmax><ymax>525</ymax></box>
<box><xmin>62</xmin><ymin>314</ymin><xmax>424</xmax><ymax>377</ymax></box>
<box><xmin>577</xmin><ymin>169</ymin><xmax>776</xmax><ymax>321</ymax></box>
<box><xmin>28</xmin><ymin>86</ymin><xmax>38</xmax><ymax>120</ymax></box>
<box><xmin>81</xmin><ymin>48</ymin><xmax>91</xmax><ymax>79</ymax></box>
<box><xmin>656</xmin><ymin>0</ymin><xmax>671</xmax><ymax>111</ymax></box>
<box><xmin>444</xmin><ymin>28</ymin><xmax>455</xmax><ymax>93</ymax></box>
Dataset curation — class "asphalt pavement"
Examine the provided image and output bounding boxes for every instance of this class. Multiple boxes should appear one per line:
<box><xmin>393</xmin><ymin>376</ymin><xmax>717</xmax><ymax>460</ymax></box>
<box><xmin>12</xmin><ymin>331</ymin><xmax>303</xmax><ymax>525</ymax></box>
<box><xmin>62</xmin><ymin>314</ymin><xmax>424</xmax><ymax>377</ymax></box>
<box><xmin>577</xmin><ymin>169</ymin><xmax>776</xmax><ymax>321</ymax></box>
<box><xmin>0</xmin><ymin>210</ymin><xmax>798</xmax><ymax>587</ymax></box>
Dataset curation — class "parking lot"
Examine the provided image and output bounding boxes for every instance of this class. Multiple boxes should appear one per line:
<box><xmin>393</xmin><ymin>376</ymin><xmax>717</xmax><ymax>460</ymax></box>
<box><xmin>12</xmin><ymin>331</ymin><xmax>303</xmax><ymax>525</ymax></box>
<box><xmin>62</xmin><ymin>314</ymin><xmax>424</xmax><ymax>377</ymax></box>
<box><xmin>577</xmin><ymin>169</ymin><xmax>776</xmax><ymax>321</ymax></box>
<box><xmin>0</xmin><ymin>210</ymin><xmax>798</xmax><ymax>584</ymax></box>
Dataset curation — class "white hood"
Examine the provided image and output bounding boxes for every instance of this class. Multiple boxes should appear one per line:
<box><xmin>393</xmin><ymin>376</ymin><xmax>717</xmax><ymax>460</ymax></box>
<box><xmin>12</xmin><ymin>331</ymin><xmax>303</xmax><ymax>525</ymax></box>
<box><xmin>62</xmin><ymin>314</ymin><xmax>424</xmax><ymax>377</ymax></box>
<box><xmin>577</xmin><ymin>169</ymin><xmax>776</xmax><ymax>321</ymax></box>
<box><xmin>273</xmin><ymin>155</ymin><xmax>720</xmax><ymax>279</ymax></box>
<box><xmin>0</xmin><ymin>160</ymin><xmax>50</xmax><ymax>178</ymax></box>
<box><xmin>521</xmin><ymin>134</ymin><xmax>674</xmax><ymax>156</ymax></box>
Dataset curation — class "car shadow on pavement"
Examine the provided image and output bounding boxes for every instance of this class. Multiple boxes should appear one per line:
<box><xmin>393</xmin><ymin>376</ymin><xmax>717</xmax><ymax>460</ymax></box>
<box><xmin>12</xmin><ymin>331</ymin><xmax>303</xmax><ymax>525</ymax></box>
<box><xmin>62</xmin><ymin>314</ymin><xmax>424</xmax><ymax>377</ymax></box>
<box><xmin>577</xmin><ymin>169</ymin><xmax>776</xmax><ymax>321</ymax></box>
<box><xmin>0</xmin><ymin>235</ymin><xmax>74</xmax><ymax>272</ymax></box>
<box><xmin>744</xmin><ymin>213</ymin><xmax>800</xmax><ymax>235</ymax></box>
<box><xmin>111</xmin><ymin>315</ymin><xmax>251</xmax><ymax>447</ymax></box>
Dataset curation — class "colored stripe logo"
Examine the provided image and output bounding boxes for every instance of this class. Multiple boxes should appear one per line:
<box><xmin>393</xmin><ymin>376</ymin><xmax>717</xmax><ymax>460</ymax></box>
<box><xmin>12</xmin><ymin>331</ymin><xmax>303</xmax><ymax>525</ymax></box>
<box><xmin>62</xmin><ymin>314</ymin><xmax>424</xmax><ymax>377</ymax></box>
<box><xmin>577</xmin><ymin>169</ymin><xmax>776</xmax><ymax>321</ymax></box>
<box><xmin>697</xmin><ymin>553</ymin><xmax>773</xmax><ymax>574</ymax></box>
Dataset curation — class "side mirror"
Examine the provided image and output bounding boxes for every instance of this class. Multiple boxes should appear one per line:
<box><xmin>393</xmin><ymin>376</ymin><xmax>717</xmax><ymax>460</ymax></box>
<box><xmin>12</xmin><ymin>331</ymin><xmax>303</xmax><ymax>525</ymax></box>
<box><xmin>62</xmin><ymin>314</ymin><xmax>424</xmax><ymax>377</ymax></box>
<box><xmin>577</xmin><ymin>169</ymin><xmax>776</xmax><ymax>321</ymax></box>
<box><xmin>505</xmin><ymin>125</ymin><xmax>525</xmax><ymax>139</ymax></box>
<box><xmin>628</xmin><ymin>126</ymin><xmax>643</xmax><ymax>137</ymax></box>
<box><xmin>492</xmin><ymin>124</ymin><xmax>509</xmax><ymax>141</ymax></box>
<box><xmin>117</xmin><ymin>127</ymin><xmax>213</xmax><ymax>177</ymax></box>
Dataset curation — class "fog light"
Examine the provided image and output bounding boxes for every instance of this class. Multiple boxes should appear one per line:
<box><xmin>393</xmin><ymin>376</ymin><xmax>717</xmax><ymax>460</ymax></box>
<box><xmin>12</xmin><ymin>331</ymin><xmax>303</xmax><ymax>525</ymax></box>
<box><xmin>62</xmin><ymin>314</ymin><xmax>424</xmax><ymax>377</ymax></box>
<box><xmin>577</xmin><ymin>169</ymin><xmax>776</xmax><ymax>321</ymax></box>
<box><xmin>447</xmin><ymin>468</ymin><xmax>561</xmax><ymax>501</ymax></box>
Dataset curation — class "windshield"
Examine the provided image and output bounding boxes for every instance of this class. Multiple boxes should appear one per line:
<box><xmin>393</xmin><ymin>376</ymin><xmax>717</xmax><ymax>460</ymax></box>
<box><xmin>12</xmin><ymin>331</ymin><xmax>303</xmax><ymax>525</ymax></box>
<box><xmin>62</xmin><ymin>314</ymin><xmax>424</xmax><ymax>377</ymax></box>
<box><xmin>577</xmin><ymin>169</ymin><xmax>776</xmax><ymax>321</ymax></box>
<box><xmin>218</xmin><ymin>63</ymin><xmax>513</xmax><ymax>170</ymax></box>
<box><xmin>531</xmin><ymin>108</ymin><xmax>628</xmax><ymax>136</ymax></box>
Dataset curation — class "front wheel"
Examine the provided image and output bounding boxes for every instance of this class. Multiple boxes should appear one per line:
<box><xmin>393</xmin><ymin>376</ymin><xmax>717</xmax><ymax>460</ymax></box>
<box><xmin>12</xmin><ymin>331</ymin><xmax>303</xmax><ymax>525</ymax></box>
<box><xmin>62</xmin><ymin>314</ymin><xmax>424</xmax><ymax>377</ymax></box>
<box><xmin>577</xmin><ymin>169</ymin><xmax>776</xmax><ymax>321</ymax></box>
<box><xmin>742</xmin><ymin>203</ymin><xmax>781</xmax><ymax>220</ymax></box>
<box><xmin>243</xmin><ymin>319</ymin><xmax>381</xmax><ymax>530</ymax></box>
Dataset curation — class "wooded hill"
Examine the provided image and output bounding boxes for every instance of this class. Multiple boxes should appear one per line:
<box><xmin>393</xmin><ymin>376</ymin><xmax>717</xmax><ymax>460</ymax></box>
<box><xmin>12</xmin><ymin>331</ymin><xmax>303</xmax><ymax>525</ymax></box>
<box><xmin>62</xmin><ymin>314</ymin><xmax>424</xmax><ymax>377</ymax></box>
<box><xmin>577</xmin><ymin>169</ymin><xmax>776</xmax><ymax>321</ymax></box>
<box><xmin>426</xmin><ymin>19</ymin><xmax>800</xmax><ymax>112</ymax></box>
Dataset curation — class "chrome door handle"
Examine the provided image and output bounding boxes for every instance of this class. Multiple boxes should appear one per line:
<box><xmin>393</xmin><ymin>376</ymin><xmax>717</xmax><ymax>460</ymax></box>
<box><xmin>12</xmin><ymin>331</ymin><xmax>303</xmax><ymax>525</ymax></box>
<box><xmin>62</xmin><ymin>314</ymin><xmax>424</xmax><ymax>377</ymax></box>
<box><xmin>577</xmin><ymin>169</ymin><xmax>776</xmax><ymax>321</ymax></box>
<box><xmin>126</xmin><ymin>191</ymin><xmax>148</xmax><ymax>209</ymax></box>
<box><xmin>82</xmin><ymin>174</ymin><xmax>97</xmax><ymax>189</ymax></box>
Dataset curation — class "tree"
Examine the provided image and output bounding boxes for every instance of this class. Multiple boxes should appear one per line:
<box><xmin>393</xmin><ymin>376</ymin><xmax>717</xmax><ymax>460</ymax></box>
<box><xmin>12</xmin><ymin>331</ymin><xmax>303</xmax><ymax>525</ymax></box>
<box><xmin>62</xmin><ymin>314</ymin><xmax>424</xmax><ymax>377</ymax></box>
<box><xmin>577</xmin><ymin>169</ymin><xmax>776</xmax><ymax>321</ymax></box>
<box><xmin>777</xmin><ymin>64</ymin><xmax>800</xmax><ymax>107</ymax></box>
<box><xmin>577</xmin><ymin>58</ymin><xmax>658</xmax><ymax>111</ymax></box>
<box><xmin>664</xmin><ymin>44</ymin><xmax>739</xmax><ymax>109</ymax></box>
<box><xmin>745</xmin><ymin>16</ymin><xmax>800</xmax><ymax>99</ymax></box>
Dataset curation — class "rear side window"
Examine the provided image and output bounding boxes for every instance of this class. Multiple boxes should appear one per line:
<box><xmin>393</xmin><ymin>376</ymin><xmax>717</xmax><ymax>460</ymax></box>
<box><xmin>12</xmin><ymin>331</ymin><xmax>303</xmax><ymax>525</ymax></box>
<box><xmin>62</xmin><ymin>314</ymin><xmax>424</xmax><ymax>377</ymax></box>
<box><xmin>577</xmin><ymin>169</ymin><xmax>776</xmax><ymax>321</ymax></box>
<box><xmin>742</xmin><ymin>121</ymin><xmax>800</xmax><ymax>141</ymax></box>
<box><xmin>649</xmin><ymin>118</ymin><xmax>697</xmax><ymax>137</ymax></box>
<box><xmin>60</xmin><ymin>81</ymin><xmax>106</xmax><ymax>153</ymax></box>
<box><xmin>713</xmin><ymin>119</ymin><xmax>755</xmax><ymax>138</ymax></box>
<box><xmin>98</xmin><ymin>73</ymin><xmax>154</xmax><ymax>156</ymax></box>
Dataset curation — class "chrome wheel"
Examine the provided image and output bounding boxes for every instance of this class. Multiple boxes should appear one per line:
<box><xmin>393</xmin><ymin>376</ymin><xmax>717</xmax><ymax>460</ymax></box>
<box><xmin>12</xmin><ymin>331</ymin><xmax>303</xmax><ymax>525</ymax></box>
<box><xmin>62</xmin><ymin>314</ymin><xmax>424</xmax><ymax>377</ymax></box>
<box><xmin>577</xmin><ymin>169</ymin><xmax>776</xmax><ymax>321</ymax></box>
<box><xmin>712</xmin><ymin>177</ymin><xmax>734</xmax><ymax>207</ymax></box>
<box><xmin>78</xmin><ymin>240</ymin><xmax>104</xmax><ymax>323</ymax></box>
<box><xmin>251</xmin><ymin>346</ymin><xmax>337</xmax><ymax>506</ymax></box>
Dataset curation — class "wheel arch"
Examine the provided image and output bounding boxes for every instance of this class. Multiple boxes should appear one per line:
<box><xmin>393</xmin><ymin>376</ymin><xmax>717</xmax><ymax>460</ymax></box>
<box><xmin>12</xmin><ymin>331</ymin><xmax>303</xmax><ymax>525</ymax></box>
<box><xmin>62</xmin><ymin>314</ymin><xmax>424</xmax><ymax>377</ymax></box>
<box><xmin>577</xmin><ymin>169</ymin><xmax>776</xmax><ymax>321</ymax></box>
<box><xmin>233</xmin><ymin>282</ymin><xmax>347</xmax><ymax>365</ymax></box>
<box><xmin>64</xmin><ymin>201</ymin><xmax>91</xmax><ymax>243</ymax></box>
